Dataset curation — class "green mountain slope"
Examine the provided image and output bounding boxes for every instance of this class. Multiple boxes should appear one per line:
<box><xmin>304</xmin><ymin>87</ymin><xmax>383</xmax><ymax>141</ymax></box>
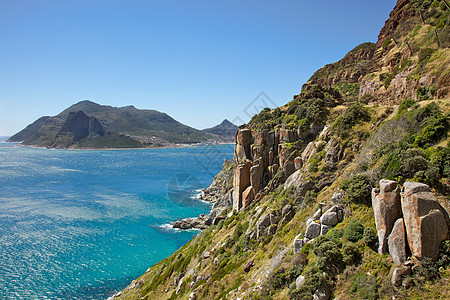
<box><xmin>8</xmin><ymin>100</ymin><xmax>212</xmax><ymax>147</ymax></box>
<box><xmin>115</xmin><ymin>1</ymin><xmax>449</xmax><ymax>299</ymax></box>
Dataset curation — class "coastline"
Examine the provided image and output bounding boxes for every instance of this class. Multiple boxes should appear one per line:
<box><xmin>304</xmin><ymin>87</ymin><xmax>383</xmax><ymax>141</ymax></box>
<box><xmin>4</xmin><ymin>140</ymin><xmax>234</xmax><ymax>151</ymax></box>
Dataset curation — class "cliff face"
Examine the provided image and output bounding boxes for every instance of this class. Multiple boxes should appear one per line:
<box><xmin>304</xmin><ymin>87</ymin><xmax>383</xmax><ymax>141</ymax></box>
<box><xmin>114</xmin><ymin>1</ymin><xmax>449</xmax><ymax>299</ymax></box>
<box><xmin>304</xmin><ymin>0</ymin><xmax>449</xmax><ymax>105</ymax></box>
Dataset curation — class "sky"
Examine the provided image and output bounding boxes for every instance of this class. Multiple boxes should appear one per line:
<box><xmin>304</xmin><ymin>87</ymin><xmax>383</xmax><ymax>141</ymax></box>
<box><xmin>0</xmin><ymin>0</ymin><xmax>397</xmax><ymax>136</ymax></box>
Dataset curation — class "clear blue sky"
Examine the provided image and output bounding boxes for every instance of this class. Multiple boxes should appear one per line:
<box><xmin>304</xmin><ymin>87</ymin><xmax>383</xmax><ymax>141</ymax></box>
<box><xmin>0</xmin><ymin>0</ymin><xmax>397</xmax><ymax>136</ymax></box>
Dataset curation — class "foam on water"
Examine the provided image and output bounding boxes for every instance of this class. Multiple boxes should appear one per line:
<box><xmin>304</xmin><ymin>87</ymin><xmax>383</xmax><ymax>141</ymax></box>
<box><xmin>0</xmin><ymin>144</ymin><xmax>233</xmax><ymax>299</ymax></box>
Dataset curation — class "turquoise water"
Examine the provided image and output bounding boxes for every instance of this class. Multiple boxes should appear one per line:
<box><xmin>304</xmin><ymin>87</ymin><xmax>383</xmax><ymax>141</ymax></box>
<box><xmin>0</xmin><ymin>140</ymin><xmax>234</xmax><ymax>299</ymax></box>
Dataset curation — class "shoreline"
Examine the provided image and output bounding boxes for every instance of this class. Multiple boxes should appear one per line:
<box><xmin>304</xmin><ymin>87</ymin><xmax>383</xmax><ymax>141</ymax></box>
<box><xmin>3</xmin><ymin>141</ymin><xmax>234</xmax><ymax>151</ymax></box>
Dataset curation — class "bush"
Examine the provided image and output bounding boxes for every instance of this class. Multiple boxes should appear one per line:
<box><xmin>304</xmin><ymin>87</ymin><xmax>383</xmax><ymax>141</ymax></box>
<box><xmin>350</xmin><ymin>271</ymin><xmax>379</xmax><ymax>299</ymax></box>
<box><xmin>343</xmin><ymin>243</ymin><xmax>362</xmax><ymax>266</ymax></box>
<box><xmin>313</xmin><ymin>237</ymin><xmax>343</xmax><ymax>272</ymax></box>
<box><xmin>363</xmin><ymin>227</ymin><xmax>378</xmax><ymax>249</ymax></box>
<box><xmin>289</xmin><ymin>267</ymin><xmax>327</xmax><ymax>300</ymax></box>
<box><xmin>341</xmin><ymin>174</ymin><xmax>372</xmax><ymax>204</ymax></box>
<box><xmin>418</xmin><ymin>48</ymin><xmax>434</xmax><ymax>64</ymax></box>
<box><xmin>414</xmin><ymin>114</ymin><xmax>449</xmax><ymax>148</ymax></box>
<box><xmin>345</xmin><ymin>219</ymin><xmax>365</xmax><ymax>242</ymax></box>
<box><xmin>360</xmin><ymin>94</ymin><xmax>374</xmax><ymax>104</ymax></box>
<box><xmin>332</xmin><ymin>103</ymin><xmax>371</xmax><ymax>138</ymax></box>
<box><xmin>398</xmin><ymin>99</ymin><xmax>415</xmax><ymax>114</ymax></box>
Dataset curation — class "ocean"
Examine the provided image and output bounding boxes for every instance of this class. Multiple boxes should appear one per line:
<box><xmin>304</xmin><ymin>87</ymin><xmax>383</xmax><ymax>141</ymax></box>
<box><xmin>0</xmin><ymin>139</ymin><xmax>234</xmax><ymax>299</ymax></box>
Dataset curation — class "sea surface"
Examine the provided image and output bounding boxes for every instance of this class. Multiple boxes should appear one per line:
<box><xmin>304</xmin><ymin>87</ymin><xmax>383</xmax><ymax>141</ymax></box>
<box><xmin>0</xmin><ymin>138</ymin><xmax>234</xmax><ymax>299</ymax></box>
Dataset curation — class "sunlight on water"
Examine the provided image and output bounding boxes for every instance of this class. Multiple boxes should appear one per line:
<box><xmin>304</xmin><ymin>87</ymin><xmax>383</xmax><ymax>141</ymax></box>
<box><xmin>0</xmin><ymin>143</ymin><xmax>233</xmax><ymax>299</ymax></box>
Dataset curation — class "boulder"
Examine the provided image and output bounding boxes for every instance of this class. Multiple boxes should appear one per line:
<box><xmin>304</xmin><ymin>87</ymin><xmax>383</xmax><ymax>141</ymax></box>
<box><xmin>401</xmin><ymin>181</ymin><xmax>449</xmax><ymax>260</ymax></box>
<box><xmin>282</xmin><ymin>204</ymin><xmax>292</xmax><ymax>216</ymax></box>
<box><xmin>243</xmin><ymin>258</ymin><xmax>254</xmax><ymax>273</ymax></box>
<box><xmin>391</xmin><ymin>266</ymin><xmax>411</xmax><ymax>287</ymax></box>
<box><xmin>320</xmin><ymin>205</ymin><xmax>343</xmax><ymax>226</ymax></box>
<box><xmin>295</xmin><ymin>275</ymin><xmax>305</xmax><ymax>289</ymax></box>
<box><xmin>294</xmin><ymin>156</ymin><xmax>303</xmax><ymax>170</ymax></box>
<box><xmin>293</xmin><ymin>234</ymin><xmax>305</xmax><ymax>254</ymax></box>
<box><xmin>305</xmin><ymin>222</ymin><xmax>321</xmax><ymax>239</ymax></box>
<box><xmin>313</xmin><ymin>209</ymin><xmax>322</xmax><ymax>220</ymax></box>
<box><xmin>320</xmin><ymin>211</ymin><xmax>338</xmax><ymax>226</ymax></box>
<box><xmin>232</xmin><ymin>161</ymin><xmax>252</xmax><ymax>211</ymax></box>
<box><xmin>256</xmin><ymin>213</ymin><xmax>271</xmax><ymax>238</ymax></box>
<box><xmin>242</xmin><ymin>186</ymin><xmax>254</xmax><ymax>208</ymax></box>
<box><xmin>372</xmin><ymin>179</ymin><xmax>402</xmax><ymax>254</ymax></box>
<box><xmin>269</xmin><ymin>210</ymin><xmax>281</xmax><ymax>225</ymax></box>
<box><xmin>321</xmin><ymin>224</ymin><xmax>332</xmax><ymax>235</ymax></box>
<box><xmin>388</xmin><ymin>218</ymin><xmax>407</xmax><ymax>265</ymax></box>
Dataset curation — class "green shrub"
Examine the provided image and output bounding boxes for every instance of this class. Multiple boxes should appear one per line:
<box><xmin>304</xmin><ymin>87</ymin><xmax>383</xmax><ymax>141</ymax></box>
<box><xmin>345</xmin><ymin>219</ymin><xmax>365</xmax><ymax>242</ymax></box>
<box><xmin>398</xmin><ymin>99</ymin><xmax>416</xmax><ymax>114</ymax></box>
<box><xmin>332</xmin><ymin>103</ymin><xmax>371</xmax><ymax>138</ymax></box>
<box><xmin>414</xmin><ymin>114</ymin><xmax>449</xmax><ymax>147</ymax></box>
<box><xmin>343</xmin><ymin>243</ymin><xmax>362</xmax><ymax>266</ymax></box>
<box><xmin>418</xmin><ymin>48</ymin><xmax>434</xmax><ymax>64</ymax></box>
<box><xmin>313</xmin><ymin>237</ymin><xmax>343</xmax><ymax>272</ymax></box>
<box><xmin>350</xmin><ymin>271</ymin><xmax>379</xmax><ymax>299</ymax></box>
<box><xmin>289</xmin><ymin>267</ymin><xmax>327</xmax><ymax>299</ymax></box>
<box><xmin>359</xmin><ymin>94</ymin><xmax>374</xmax><ymax>104</ymax></box>
<box><xmin>363</xmin><ymin>227</ymin><xmax>378</xmax><ymax>249</ymax></box>
<box><xmin>341</xmin><ymin>174</ymin><xmax>372</xmax><ymax>204</ymax></box>
<box><xmin>382</xmin><ymin>38</ymin><xmax>391</xmax><ymax>49</ymax></box>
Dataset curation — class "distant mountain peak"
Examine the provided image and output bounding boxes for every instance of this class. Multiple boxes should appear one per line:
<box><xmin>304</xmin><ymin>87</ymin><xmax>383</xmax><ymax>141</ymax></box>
<box><xmin>202</xmin><ymin>119</ymin><xmax>238</xmax><ymax>141</ymax></box>
<box><xmin>220</xmin><ymin>119</ymin><xmax>236</xmax><ymax>127</ymax></box>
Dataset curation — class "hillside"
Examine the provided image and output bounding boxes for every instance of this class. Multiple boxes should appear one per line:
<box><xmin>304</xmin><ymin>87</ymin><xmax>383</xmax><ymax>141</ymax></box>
<box><xmin>202</xmin><ymin>119</ymin><xmax>239</xmax><ymax>142</ymax></box>
<box><xmin>8</xmin><ymin>100</ymin><xmax>212</xmax><ymax>148</ymax></box>
<box><xmin>113</xmin><ymin>1</ymin><xmax>449</xmax><ymax>299</ymax></box>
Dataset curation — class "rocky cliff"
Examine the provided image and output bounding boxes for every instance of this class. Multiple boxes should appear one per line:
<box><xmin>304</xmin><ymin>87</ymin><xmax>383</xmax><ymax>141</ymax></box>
<box><xmin>114</xmin><ymin>1</ymin><xmax>449</xmax><ymax>299</ymax></box>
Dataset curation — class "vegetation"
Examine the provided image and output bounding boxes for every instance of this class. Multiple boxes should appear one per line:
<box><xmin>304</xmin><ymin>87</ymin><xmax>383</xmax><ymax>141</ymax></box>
<box><xmin>115</xmin><ymin>2</ymin><xmax>450</xmax><ymax>299</ymax></box>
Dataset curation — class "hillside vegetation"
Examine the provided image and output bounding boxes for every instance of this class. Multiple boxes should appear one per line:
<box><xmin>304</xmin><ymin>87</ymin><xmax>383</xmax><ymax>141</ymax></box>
<box><xmin>8</xmin><ymin>100</ymin><xmax>212</xmax><ymax>148</ymax></box>
<box><xmin>115</xmin><ymin>1</ymin><xmax>449</xmax><ymax>299</ymax></box>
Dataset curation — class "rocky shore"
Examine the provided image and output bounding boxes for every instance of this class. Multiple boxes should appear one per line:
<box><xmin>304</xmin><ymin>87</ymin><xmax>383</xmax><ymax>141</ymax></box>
<box><xmin>171</xmin><ymin>186</ymin><xmax>232</xmax><ymax>230</ymax></box>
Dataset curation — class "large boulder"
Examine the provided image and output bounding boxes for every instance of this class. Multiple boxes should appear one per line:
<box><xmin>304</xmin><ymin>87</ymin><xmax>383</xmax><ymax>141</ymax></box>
<box><xmin>372</xmin><ymin>179</ymin><xmax>402</xmax><ymax>254</ymax></box>
<box><xmin>232</xmin><ymin>161</ymin><xmax>252</xmax><ymax>211</ymax></box>
<box><xmin>388</xmin><ymin>218</ymin><xmax>407</xmax><ymax>265</ymax></box>
<box><xmin>305</xmin><ymin>222</ymin><xmax>321</xmax><ymax>239</ymax></box>
<box><xmin>401</xmin><ymin>182</ymin><xmax>449</xmax><ymax>260</ymax></box>
<box><xmin>293</xmin><ymin>234</ymin><xmax>305</xmax><ymax>254</ymax></box>
<box><xmin>256</xmin><ymin>213</ymin><xmax>271</xmax><ymax>238</ymax></box>
<box><xmin>320</xmin><ymin>205</ymin><xmax>343</xmax><ymax>226</ymax></box>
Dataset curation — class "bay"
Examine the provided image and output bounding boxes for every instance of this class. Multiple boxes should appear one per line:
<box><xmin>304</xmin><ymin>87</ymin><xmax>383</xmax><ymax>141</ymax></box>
<box><xmin>0</xmin><ymin>140</ymin><xmax>234</xmax><ymax>299</ymax></box>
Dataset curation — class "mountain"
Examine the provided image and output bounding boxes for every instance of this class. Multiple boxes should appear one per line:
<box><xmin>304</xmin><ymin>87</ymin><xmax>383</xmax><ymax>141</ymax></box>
<box><xmin>8</xmin><ymin>100</ymin><xmax>212</xmax><ymax>148</ymax></box>
<box><xmin>202</xmin><ymin>119</ymin><xmax>238</xmax><ymax>141</ymax></box>
<box><xmin>115</xmin><ymin>1</ymin><xmax>449</xmax><ymax>299</ymax></box>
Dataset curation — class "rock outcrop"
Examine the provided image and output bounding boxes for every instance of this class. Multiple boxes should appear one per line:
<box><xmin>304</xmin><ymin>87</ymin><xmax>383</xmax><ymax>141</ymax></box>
<box><xmin>388</xmin><ymin>218</ymin><xmax>407</xmax><ymax>265</ymax></box>
<box><xmin>372</xmin><ymin>180</ymin><xmax>449</xmax><ymax>263</ymax></box>
<box><xmin>372</xmin><ymin>179</ymin><xmax>402</xmax><ymax>254</ymax></box>
<box><xmin>401</xmin><ymin>182</ymin><xmax>449</xmax><ymax>260</ymax></box>
<box><xmin>294</xmin><ymin>204</ymin><xmax>344</xmax><ymax>254</ymax></box>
